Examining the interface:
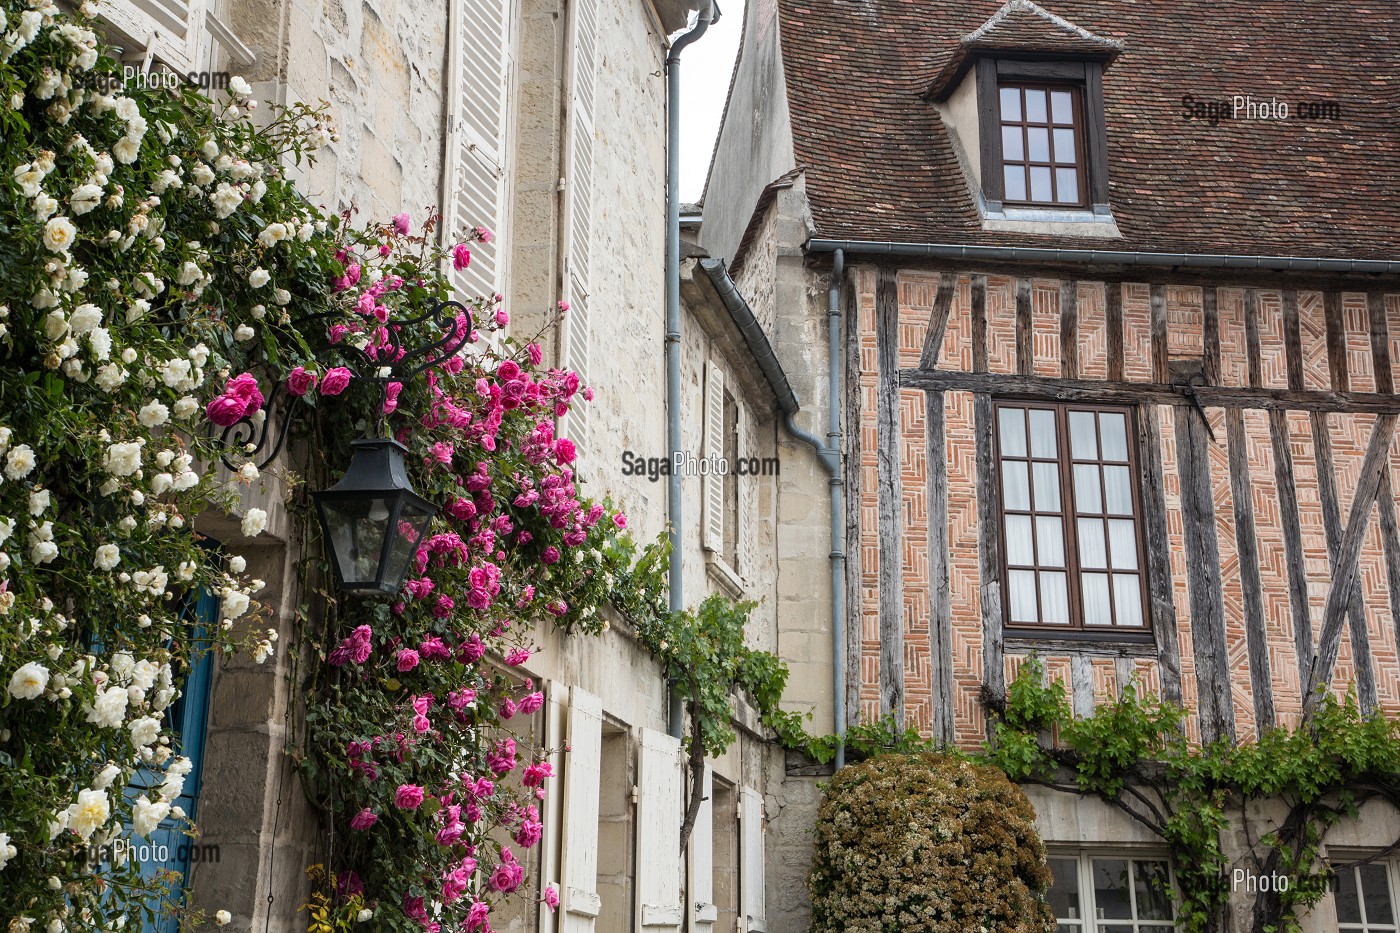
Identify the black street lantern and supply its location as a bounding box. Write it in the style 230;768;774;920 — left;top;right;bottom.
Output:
313;438;438;596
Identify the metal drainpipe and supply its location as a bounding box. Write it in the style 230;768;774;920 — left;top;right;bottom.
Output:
781;249;846;768
664;1;716;739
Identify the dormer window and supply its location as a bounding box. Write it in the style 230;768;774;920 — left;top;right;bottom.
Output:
998;83;1085;207
927;0;1123;223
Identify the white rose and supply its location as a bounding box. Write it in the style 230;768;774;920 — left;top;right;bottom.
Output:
8;661;49;700
214;911;231;926
5;444;36;479
28;489;49;515
229;555;247;573
92;763;122;791
357;909;373;922
42;216;76;252
273;288;291;305
66;788;110;840
83;685;128;729
33;192;57;221
235;324;254;342
241;508;268;537
68;303;102;335
128;715;160;747
112;136;139;164
103;441;141;477
132;796;170;837
173;397;197;419
137;401;169;427
0;832;17;871
69;183;102;215
228;76;252;97
0;518;14;545
221;589;250;619
247;268;270;288
88;327;111;361
94;544;120;570
94;364;126;392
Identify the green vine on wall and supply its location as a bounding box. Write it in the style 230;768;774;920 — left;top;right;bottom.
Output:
984;657;1400;933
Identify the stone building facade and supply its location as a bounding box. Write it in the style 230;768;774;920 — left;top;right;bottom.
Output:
700;0;1400;930
84;0;791;930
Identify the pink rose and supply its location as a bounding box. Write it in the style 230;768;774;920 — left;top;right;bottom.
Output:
320;366;353;396
392;213;411;235
465;901;490;932
225;373;264;409
542;886;559;912
489;857;523;893
397;648;420;672
394;784;425;810
555;439;576;464
286;366;317;396
383;381;403;415
206;395;247;427
612;512;627;530
349;808;378;830
541;547;560;565
452;244;472;270
474;226;493;243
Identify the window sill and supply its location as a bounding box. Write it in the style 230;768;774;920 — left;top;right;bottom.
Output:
705;552;746;599
979;199;1122;237
1004;627;1156;657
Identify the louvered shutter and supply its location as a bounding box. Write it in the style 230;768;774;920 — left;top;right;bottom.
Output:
561;687;602;932
636;728;683;930
539;684;570;933
101;0;208;73
689;765;717;931
442;0;510;303
557;0;597;446
737;403;757;584
702;361;726;552
740;788;766;933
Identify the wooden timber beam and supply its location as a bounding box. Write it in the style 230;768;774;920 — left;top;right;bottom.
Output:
875;268;905;726
898;369;1400;415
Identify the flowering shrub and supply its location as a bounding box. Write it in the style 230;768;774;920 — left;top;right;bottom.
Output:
807;753;1054;933
0;0;644;928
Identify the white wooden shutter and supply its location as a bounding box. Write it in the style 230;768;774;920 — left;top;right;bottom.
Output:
442;0;511;303
737;403;757;584
702;361;726;552
557;0;597;447
539;684;569;933
101;0;208;73
636;728;683;930
689;765;717;931
561;687;602;933
740;787;766;933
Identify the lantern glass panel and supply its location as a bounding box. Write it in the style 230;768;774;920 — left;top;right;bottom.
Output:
322;495;393;586
383;499;435;590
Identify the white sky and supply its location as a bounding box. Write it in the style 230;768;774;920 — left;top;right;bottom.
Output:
676;0;746;203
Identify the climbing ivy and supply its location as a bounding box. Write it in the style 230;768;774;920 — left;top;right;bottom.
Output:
984;657;1400;933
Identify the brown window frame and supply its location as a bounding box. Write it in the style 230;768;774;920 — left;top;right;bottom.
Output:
993;399;1151;634
996;82;1089;209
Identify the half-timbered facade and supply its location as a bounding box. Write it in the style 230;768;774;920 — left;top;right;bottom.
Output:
699;0;1400;929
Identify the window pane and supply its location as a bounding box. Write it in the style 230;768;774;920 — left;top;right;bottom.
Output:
1003;461;1031;510
1113;574;1143;626
1078;518;1107;569
1069;410;1098;458
1005;165;1028;201
1006;514;1035;565
1047;858;1081;920
1028;408;1058;458
1082;573;1112;625
1009;570;1038;623
1036;516;1065;567
999;407;1028;457
1108;519;1139;570
1051;89;1074;123
1134;860;1174;920
1024;87;1047;122
1336;868;1362;923
1027;126;1050;161
1053;127;1077;162
1033;461;1062;511
1074;464;1103;514
1054;168;1080;204
1099;412;1129;460
1002;125;1025;161
1000;86;1022;121
1103;465;1133;515
1092;859;1133;919
1030;166;1053;202
1361;864;1394;924
1040;571;1069;624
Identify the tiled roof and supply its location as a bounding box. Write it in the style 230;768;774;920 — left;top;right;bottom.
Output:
963;0;1121;57
776;0;1400;260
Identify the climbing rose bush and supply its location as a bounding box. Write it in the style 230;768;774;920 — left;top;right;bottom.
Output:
0;0;639;929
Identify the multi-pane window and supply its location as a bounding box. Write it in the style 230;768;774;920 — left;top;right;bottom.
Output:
1048;854;1175;932
996;402;1147;631
999;84;1085;207
1335;863;1398;931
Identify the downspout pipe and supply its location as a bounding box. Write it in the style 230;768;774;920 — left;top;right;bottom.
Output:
665;1;716;739
698;253;848;769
